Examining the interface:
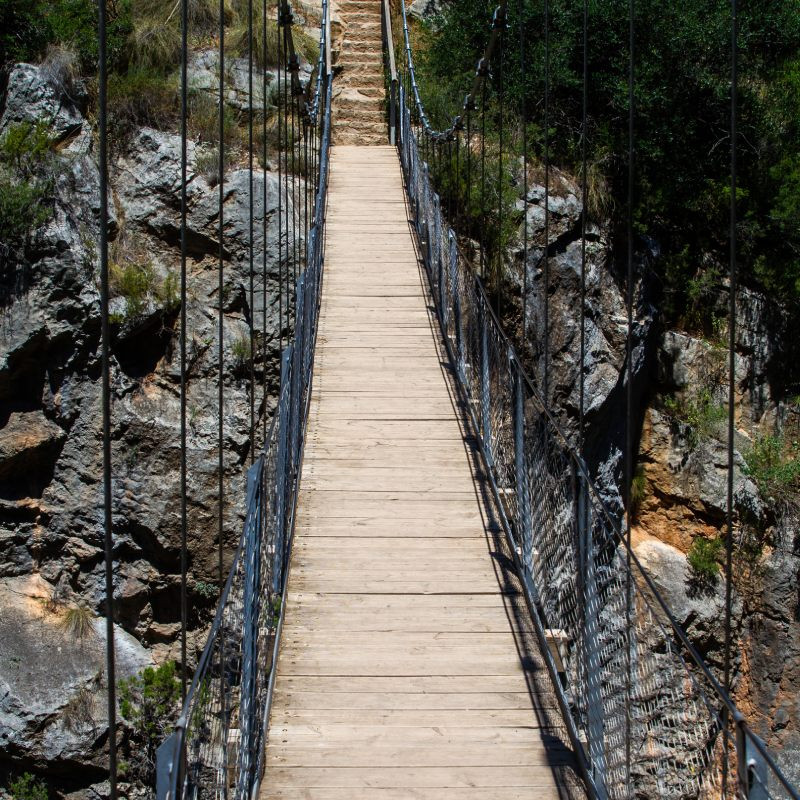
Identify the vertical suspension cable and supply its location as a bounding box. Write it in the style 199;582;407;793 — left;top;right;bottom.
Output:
624;0;635;793
518;0;527;345
98;2;117;796
248;0;255;463
291;75;298;291
283;26;292;328
262;0;268;441
217;0;225;597
543;0;550;402
496;16;504;318
466;106;472;237
278;12;284;351
723;0;738;793
579;0;587;447
480;79;487;280
179;0;189;702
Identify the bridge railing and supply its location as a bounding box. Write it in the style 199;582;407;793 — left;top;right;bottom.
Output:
397;81;798;800
155;5;332;798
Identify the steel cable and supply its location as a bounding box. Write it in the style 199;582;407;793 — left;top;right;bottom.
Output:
179;0;189;701
97;0;117;795
248;0;256;462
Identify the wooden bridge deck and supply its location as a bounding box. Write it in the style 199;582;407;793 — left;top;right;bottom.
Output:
261;145;584;800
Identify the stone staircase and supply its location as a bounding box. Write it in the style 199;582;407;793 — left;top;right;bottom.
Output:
333;0;387;145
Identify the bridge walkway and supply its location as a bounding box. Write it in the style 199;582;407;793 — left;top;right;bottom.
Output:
260;145;585;800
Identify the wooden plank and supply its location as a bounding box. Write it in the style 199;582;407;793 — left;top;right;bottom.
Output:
260;145;583;800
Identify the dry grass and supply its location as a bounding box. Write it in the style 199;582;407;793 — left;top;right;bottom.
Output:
60;603;94;639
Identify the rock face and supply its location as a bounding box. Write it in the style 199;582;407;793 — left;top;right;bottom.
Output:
0;62;302;791
512;166;657;514
503;159;799;782
0;576;152;786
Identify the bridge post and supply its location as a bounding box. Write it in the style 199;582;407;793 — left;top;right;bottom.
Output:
236;458;266;800
480;294;493;466
576;459;608;800
737;725;769;800
274;349;291;594
513;362;532;568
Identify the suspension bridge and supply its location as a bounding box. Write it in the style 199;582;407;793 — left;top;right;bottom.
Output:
84;0;799;798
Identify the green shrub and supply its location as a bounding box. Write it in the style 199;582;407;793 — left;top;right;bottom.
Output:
629;464;647;520
118;661;182;784
108;67;178;143
0;121;56;247
8;773;47;800
744;433;800;505
1;0;131;72
0;179;50;245
231;333;252;370
194;580;217;599
663;386;726;449
110;258;157;319
687;536;723;583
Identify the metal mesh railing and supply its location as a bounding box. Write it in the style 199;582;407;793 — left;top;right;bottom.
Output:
398;86;799;800
156;9;332;797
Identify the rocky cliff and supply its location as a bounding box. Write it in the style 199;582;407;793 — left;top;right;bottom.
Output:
507;158;800;784
0;55;302;794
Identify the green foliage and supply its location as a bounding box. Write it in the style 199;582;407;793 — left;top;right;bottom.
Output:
743;433;800;506
629;464;647;520
194;580;217;600
8;773;47;800
419;0;800;320
231;333;252;371
110;258;157;319
60;603;94;638
108;66;179;141
0;121;56;247
663;387;727;449
0;0;132;72
118;661;181;783
687;536;723;584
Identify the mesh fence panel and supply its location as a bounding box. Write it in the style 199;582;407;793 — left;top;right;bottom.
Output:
157;26;332;797
398;86;798;800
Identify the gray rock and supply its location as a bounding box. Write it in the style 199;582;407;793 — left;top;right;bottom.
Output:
0;576;152;781
0;63;84;141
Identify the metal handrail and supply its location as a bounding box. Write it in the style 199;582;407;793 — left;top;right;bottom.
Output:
399;0;506;141
156;3;332;797
396;74;800;800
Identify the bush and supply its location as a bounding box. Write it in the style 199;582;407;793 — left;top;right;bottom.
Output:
744;433;800;507
110;258;157;319
687;536;723;586
108;66;178;143
118;661;182;785
0;0;132;73
231;333;252;371
663;387;727;449
0;179;50;246
8;773;47;800
420;0;800;323
0;121;56;247
63;685;95;732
